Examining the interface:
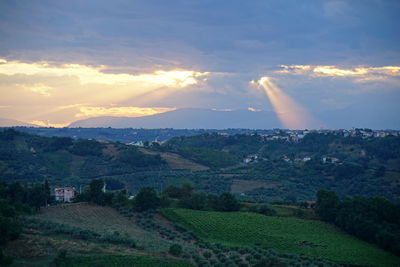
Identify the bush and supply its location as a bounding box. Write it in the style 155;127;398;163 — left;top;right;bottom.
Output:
53;249;67;266
169;244;183;256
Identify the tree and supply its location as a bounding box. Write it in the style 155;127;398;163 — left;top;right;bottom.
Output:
89;179;105;205
44;180;51;205
163;183;193;199
179;193;207;210
134;187;160;211
315;189;339;222
217;192;240;211
28;185;47;210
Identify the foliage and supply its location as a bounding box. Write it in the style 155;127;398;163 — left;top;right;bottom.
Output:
175;190;240;212
315;189;400;256
162;184;193;199
70;139;103;156
315;190;340;222
75;179;113;206
118;147;165;168
169;244;183;256
134;187;160;212
257;205;277;216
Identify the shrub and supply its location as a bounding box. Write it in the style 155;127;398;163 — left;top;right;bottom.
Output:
203;250;212;259
169;244;183;256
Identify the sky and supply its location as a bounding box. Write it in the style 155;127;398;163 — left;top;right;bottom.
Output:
0;0;399;129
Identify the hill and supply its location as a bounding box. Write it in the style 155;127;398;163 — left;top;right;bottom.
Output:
1;128;399;202
162;132;400;201
162;208;400;267
0;129;165;188
69;108;280;129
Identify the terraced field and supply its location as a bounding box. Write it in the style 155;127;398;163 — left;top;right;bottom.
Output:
162;208;400;267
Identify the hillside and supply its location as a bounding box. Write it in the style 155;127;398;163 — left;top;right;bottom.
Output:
162;132;400;201
3;203;193;266
162;208;400;267
0;129;165;188
1;128;399;202
36;203;179;252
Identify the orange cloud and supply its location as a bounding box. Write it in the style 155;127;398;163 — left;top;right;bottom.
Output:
75;106;176;118
28;120;70;128
0;58;208;87
276;64;400;83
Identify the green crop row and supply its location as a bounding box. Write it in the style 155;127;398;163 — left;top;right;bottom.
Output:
162;208;400;267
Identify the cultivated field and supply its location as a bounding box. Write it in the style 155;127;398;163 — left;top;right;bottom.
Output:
162;208;400;267
139;148;209;171
230;179;277;193
37;203;169;251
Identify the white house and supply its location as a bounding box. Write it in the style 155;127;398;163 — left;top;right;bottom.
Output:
54;186;76;202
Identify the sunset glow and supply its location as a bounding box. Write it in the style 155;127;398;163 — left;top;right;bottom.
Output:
75;106;176;118
0;59;208;87
277;65;400;83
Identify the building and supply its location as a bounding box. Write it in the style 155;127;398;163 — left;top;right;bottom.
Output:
54;186;76;202
244;154;258;164
322;157;340;164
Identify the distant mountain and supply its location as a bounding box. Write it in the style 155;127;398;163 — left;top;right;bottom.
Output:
69;108;281;129
0;117;38;127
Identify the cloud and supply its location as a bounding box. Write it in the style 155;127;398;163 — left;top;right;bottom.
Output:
28;120;70;128
0;59;208;87
18;83;53;96
247;107;261;112
0;58;209;126
276;65;400;84
75;106;176;118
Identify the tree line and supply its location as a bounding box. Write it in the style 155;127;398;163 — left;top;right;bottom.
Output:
315;189;400;256
76;179;241;213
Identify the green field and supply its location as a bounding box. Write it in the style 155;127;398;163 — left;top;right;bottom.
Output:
56;254;192;267
162;208;400;267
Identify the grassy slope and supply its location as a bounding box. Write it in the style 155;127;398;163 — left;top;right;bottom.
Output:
162;208;400;267
37;203;168;251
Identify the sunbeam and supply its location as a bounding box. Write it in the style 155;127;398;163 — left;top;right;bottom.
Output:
255;77;316;129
